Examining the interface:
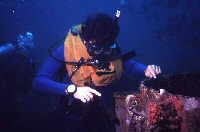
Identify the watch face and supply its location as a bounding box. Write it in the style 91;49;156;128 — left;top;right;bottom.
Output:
68;85;76;93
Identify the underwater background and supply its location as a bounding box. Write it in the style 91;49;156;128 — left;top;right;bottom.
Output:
1;0;200;74
1;0;200;131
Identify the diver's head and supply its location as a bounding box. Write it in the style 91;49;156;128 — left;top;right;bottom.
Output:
82;13;120;56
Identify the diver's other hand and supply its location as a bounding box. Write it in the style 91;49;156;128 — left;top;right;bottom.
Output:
73;87;101;103
145;64;161;79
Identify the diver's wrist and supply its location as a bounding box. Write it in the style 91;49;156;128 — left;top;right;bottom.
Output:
65;84;77;95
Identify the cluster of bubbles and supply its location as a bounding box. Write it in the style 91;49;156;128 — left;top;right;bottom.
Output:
17;32;35;49
0;32;35;57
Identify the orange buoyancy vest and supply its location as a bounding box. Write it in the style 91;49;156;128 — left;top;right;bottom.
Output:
64;25;123;87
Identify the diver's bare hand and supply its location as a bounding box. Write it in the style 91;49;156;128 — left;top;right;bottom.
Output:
145;64;161;79
73;87;101;103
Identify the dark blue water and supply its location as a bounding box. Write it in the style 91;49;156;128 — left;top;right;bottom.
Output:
1;0;200;73
1;0;200;131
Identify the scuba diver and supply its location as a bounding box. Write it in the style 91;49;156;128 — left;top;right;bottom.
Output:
32;12;161;132
0;32;35;91
0;33;35;131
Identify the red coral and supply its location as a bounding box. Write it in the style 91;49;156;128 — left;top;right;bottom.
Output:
147;97;183;131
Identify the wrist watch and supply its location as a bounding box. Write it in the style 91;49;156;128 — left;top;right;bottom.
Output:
66;84;77;94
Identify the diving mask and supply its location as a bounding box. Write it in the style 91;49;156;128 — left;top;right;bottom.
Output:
86;41;117;56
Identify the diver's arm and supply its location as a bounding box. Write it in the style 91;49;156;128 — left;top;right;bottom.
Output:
124;58;162;78
33;75;68;95
124;58;147;77
32;44;102;102
32;44;69;95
